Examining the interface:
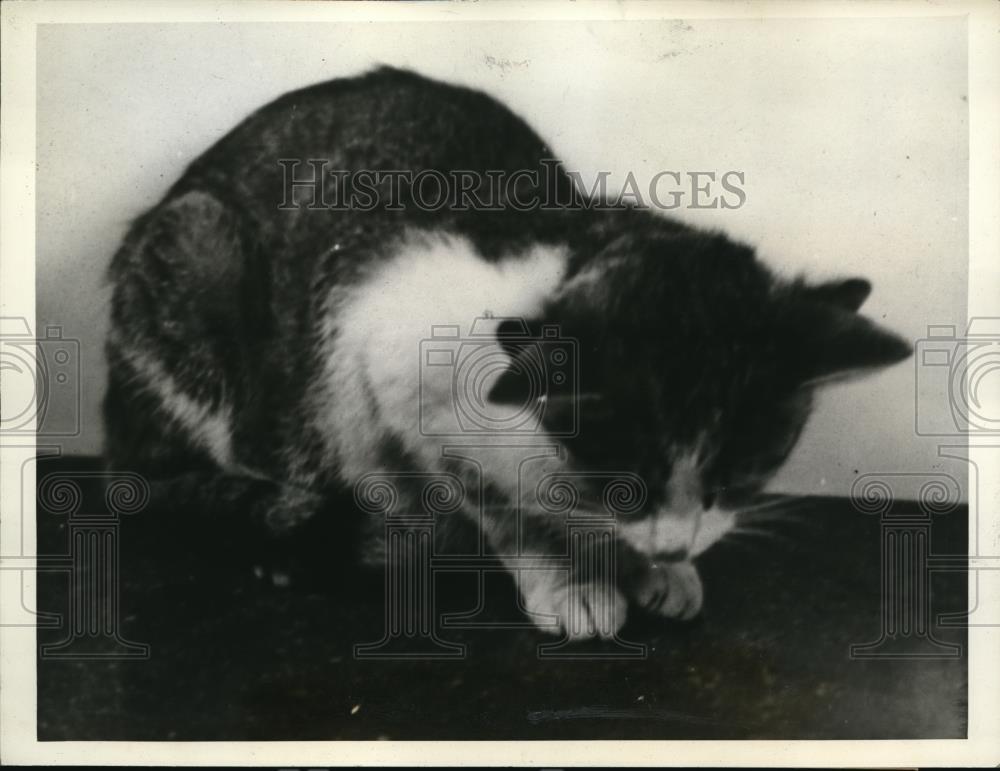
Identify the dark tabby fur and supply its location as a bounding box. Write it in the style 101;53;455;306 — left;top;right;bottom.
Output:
106;67;911;637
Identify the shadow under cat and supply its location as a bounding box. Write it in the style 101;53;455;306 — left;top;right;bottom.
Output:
35;455;966;741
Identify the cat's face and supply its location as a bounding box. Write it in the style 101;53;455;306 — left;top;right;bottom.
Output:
489;230;912;560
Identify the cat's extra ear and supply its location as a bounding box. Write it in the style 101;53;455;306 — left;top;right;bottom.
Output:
808;277;872;312
792;305;912;387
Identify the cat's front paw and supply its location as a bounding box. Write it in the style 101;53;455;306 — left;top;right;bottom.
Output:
519;573;628;641
630;560;703;620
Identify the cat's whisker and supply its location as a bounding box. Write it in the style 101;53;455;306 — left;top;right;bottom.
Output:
734;496;801;516
739;508;822;539
730;525;779;539
736;498;813;523
728;525;797;549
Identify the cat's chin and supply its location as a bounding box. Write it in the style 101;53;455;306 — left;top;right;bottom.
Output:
690;509;737;556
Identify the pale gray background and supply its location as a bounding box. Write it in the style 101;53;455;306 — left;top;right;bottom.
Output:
36;19;968;498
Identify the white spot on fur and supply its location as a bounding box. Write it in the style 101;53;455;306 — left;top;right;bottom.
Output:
555;257;622;299
313;230;570;491
691;508;736;555
667;451;704;512
120;348;234;468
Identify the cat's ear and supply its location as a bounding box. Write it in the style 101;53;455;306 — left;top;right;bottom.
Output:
487;364;536;405
793;305;912;386
488;372;602;435
487;357;593;407
487;316;598;415
487;318;540;405
807;277;872;312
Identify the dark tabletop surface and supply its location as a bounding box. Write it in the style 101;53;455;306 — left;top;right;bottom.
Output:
35;456;967;741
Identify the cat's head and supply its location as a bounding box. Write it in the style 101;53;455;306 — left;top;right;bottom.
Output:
488;226;912;560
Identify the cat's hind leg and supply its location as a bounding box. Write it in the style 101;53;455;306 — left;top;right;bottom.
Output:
103;343;358;579
102;190;357;575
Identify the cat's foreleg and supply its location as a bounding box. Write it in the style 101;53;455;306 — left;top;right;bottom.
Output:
619;551;704;621
479;507;629;640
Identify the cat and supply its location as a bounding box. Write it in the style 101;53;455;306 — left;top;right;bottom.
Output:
105;66;912;639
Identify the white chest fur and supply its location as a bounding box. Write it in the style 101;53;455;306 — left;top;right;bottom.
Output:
311;231;570;496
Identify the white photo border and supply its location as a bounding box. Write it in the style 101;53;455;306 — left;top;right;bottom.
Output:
2;0;998;766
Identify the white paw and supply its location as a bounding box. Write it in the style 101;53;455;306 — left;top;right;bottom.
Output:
632;561;703;620
519;573;628;640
